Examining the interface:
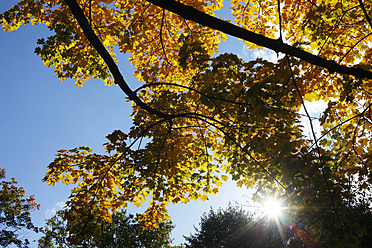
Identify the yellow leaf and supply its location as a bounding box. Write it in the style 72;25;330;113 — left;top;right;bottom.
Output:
200;195;209;201
221;175;229;181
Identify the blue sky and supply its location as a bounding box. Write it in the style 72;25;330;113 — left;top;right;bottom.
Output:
0;1;277;246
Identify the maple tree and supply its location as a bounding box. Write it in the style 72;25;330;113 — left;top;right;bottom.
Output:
1;0;372;246
0;168;40;248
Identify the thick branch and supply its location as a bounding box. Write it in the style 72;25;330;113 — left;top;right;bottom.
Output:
64;0;167;117
358;0;372;29
146;0;372;79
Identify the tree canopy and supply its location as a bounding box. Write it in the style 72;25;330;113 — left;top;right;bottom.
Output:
38;209;177;247
184;205;290;248
1;0;372;246
0;168;40;248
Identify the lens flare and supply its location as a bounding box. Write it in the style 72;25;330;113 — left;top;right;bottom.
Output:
263;198;282;219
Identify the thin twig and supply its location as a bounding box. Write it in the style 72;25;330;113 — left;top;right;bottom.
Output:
285;55;336;217
160;9;171;66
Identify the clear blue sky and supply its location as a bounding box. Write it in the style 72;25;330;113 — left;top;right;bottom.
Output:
0;1;273;246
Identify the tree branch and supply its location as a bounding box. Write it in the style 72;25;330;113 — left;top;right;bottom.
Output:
64;0;167;118
358;0;372;29
145;0;372;79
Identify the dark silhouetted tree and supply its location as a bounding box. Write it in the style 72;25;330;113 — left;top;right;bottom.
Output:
38;209;179;248
184;205;300;248
0;168;40;248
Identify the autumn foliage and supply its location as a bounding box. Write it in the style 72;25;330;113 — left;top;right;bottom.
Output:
1;0;372;246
